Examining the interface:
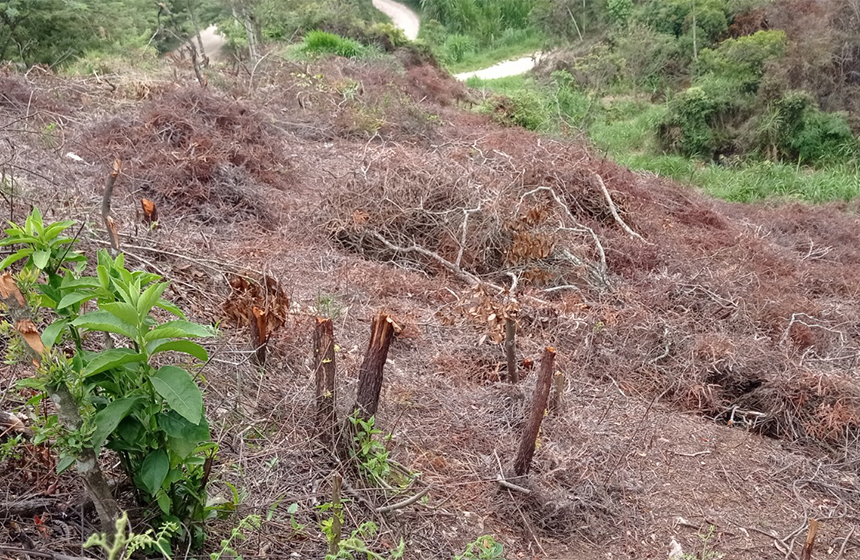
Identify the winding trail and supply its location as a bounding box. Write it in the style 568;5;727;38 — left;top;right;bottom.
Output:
197;26;227;62
453;53;544;81
372;0;420;41
373;0;541;81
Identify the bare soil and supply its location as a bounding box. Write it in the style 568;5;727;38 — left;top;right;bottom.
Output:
1;53;860;560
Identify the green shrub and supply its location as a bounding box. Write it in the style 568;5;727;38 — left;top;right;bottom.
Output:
492;88;548;130
303;30;366;57
607;0;634;26
441;33;477;63
697;30;787;92
0;209;221;545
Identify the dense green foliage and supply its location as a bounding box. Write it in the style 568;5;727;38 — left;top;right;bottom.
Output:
0;0;231;66
469;72;860;203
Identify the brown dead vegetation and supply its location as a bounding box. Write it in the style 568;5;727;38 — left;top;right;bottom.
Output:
3;54;860;560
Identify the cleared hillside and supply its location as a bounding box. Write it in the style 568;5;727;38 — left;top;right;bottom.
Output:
1;52;860;559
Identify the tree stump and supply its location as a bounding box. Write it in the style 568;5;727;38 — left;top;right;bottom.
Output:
513;346;557;477
313;317;337;445
353;312;397;420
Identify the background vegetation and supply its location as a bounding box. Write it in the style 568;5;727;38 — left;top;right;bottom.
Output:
465;0;860;202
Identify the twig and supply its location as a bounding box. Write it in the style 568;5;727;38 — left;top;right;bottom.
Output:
496;475;531;494
673;450;711;458
835;525;855;560
0;546;95;560
591;172;646;242
375;486;431;513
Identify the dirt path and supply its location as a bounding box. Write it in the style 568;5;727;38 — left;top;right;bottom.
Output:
453;52;544;81
176;25;227;62
372;0;420;40
375;0;541;81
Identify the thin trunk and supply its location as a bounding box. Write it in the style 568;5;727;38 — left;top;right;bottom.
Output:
691;0;697;62
313;317;337;445
352;313;396;420
0;274;118;530
513;347;557;477
504;316;518;383
186;0;207;66
102;159;122;252
50;383;120;532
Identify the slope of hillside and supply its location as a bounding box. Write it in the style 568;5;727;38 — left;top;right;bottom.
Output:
1;52;860;559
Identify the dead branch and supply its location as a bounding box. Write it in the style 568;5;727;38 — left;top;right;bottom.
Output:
0;410;33;438
0;546;96;560
101;159;121;252
375;486;431;513
496;475;531;494
519;186;610;289
369;231;483;288
591;172;647;242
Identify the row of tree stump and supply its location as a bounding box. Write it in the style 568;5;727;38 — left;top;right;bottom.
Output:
312;311;562;479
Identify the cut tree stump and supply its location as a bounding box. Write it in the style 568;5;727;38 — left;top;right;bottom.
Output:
249;306;268;365
513;346;557;477
313;317;337;445
352;312;397;420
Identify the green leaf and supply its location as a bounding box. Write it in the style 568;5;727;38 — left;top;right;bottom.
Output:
155;299;186;319
41;319;69;348
158;411;210;459
100;301;141;328
41;220;75;243
150;366;203;425
61;276;101;289
157;490;172;515
145;320;213;341
71;310;138;339
0;247;33;270
140;449;169;496
146;339;208;361
83;348;142;377
137;281;169;316
56;454;75;475
57;291;95;309
97;265;109;289
92;397;141;450
31;250;49;269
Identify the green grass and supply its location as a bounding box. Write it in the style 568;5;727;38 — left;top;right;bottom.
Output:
467;76;860;204
303;30;367;58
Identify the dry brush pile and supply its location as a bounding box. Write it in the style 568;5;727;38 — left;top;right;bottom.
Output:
322;121;860;453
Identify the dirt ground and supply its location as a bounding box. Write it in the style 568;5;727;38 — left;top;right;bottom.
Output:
1;52;860;560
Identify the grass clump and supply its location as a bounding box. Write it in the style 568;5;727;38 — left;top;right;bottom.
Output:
303;30;366;58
